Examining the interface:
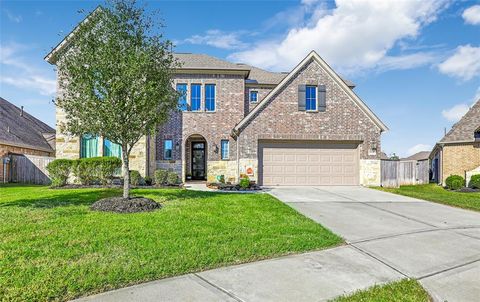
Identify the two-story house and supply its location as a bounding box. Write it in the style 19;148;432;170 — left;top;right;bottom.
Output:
45;14;388;186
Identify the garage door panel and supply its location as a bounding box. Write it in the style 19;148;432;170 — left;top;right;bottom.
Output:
260;141;359;186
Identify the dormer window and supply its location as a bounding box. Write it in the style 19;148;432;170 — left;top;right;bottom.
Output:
475;128;480;141
250;91;258;103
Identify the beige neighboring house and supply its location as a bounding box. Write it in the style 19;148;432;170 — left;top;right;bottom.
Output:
430;99;480;185
45;9;388;186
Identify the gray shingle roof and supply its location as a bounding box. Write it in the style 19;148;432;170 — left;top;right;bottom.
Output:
401;151;431;161
239;64;287;85
440;99;480;143
0;97;55;153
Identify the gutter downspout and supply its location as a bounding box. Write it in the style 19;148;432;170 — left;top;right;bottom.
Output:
236;133;240;183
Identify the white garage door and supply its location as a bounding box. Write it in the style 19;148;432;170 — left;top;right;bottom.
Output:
259;141;359;186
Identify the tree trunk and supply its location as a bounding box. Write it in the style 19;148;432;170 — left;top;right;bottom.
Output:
122;144;130;199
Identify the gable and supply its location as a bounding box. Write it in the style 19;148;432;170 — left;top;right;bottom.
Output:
232;51;388;136
440;99;480;143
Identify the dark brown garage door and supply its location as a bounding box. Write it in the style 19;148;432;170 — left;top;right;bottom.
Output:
259;141;359;186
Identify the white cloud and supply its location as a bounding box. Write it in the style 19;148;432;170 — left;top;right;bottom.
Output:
406;144;432;156
3;9;22;23
0;43;56;96
182;30;247;50
441;103;470;122
437;45;480;80
376;52;439;72
228;0;449;73
462;5;480;25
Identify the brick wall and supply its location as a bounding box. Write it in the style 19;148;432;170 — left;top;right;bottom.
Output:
244;86;273;114
238;58;382;160
442;143;480;183
0;144;53;157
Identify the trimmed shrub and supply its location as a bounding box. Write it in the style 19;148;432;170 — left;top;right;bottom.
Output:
166;172;178;185
74;158;99;185
216;175;225;184
97;157;122;185
445;175;465;190
154;169;168;185
239;177;250;189
469;174;480;189
46;159;73;187
130;170;141;186
144;176;153;186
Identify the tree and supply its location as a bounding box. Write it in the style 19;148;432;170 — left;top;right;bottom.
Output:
57;0;179;198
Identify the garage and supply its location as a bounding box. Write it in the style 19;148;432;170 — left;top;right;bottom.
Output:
259;141;359;186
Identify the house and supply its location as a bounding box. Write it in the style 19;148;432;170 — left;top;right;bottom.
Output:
401;151;430;162
45;15;388;186
430;99;480;185
0;97;55;182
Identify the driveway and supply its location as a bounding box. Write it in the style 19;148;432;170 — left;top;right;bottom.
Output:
75;187;480;302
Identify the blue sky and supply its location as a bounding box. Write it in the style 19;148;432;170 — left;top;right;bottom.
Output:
1;0;479;157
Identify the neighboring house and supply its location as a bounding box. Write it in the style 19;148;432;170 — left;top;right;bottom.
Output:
0;97;55;182
430;99;480;185
401;151;430;162
45;13;388;186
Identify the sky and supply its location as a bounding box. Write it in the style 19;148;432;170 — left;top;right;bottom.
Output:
1;0;479;157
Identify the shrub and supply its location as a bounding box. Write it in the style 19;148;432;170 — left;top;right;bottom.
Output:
144;176;153;186
74;158;99;185
130;170;141;186
469;174;480;189
445;175;465;190
154;169;168;185
46;159;73;187
216;175;225;184
97;157;122;185
239;177;250;189
166;172;178;185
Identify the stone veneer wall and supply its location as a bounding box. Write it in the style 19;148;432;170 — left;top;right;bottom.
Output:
442;143;480;184
359;159;381;186
237;58;382;183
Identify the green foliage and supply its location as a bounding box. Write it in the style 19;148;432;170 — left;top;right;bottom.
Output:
144;176;153;186
154;169;168;185
166;172;178;185
445;175;465;190
239;177;250;189
57;0;180;197
130;170;141;186
46;159;73;187
469;174;480;189
71;157;121;185
216;175;225;184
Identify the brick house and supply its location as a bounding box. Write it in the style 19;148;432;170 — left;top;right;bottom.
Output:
430;99;480;185
46;17;388;186
0;97;55;182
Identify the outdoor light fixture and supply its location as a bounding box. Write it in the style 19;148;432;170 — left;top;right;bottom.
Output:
175;141;180;151
213;143;219;154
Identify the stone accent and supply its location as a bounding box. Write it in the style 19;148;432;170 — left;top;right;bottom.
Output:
360;159;381;186
442;143;480;184
239;158;258;183
207;160;237;183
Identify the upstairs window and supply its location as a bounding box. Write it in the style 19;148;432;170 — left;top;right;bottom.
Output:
176;84;188;111
80;134;99;158
250;91;258;103
164;139;173;160
205;84;216;111
305;85;317;111
191;84;201;111
475;129;480;140
103;139;122;158
221;140;229;160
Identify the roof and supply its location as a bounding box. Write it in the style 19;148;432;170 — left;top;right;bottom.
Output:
174;53;250;72
401;151;430;161
237;64;287;85
0;97;55;153
439;99;480;144
232;51;388;136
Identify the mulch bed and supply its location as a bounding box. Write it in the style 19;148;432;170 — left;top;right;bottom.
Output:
207;183;262;192
90;197;161;213
455;187;480;193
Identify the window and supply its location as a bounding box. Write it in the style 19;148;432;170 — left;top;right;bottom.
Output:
306;85;317;111
80;134;99;158
475;130;480;140
103;139;122;158
205;84;215;111
176;84;188;111
221;140;229;160
164;139;173;160
190;84;201;111
250;91;258;103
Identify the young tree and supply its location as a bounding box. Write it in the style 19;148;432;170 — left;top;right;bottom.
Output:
57;0;179;198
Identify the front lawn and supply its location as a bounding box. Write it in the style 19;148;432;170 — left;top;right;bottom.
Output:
332;279;430;302
0;185;341;301
376;184;480;212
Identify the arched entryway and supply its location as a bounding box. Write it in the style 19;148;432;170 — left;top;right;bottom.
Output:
185;134;207;181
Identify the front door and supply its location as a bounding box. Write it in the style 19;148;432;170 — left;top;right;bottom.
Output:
191;142;206;180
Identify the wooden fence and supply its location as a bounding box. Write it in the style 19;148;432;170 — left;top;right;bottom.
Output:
7;154;54;185
381;159;429;188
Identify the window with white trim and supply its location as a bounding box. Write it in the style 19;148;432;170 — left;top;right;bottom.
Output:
305;85;317;111
221;140;229;160
249;90;258;103
164;139;173;160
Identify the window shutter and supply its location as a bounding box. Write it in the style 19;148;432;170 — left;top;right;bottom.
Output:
298;85;306;111
318;85;326;112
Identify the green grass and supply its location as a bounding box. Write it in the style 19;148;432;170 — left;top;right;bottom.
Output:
375;184;480;212
332;279;431;302
0;184;342;301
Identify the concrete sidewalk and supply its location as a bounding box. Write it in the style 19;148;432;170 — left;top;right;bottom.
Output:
74;186;480;302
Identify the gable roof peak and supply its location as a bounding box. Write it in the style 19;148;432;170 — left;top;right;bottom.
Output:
440;99;480;144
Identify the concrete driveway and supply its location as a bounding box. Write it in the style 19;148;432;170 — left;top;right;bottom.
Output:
75;186;480;302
